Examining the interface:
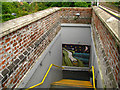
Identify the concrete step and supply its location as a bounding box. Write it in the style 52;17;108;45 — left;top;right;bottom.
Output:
50;79;94;89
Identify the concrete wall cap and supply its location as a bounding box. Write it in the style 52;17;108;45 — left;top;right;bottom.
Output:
0;7;60;37
93;6;120;42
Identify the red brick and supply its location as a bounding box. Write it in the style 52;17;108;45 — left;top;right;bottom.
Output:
115;69;118;76
0;47;2;51
14;47;17;50
19;39;22;43
13;78;17;84
10;79;14;84
4;45;6;48
15;71;20;78
7;57;10;60
5;47;11;52
10;41;13;44
116;65;119;71
16;37;20;41
0;63;1;67
2;60;6;64
17;45;19;48
19;46;23;50
11;54;13;57
1;42;4;45
5;38;10;43
6;62;9;66
1;56;3;60
23;43;27;47
7;43;10;46
2;65;5;69
12;35;16;39
13;42;17;47
115;75;118;81
4;54;7;58
0;51;4;55
14;50;18;54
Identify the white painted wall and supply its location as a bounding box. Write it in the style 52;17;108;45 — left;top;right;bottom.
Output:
18;31;62;88
61;24;91;45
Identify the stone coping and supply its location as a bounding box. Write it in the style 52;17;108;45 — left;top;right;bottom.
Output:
0;7;60;38
93;6;120;42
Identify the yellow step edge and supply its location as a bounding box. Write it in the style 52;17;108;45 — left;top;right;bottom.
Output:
53;81;92;85
52;82;93;86
52;79;92;85
52;83;93;87
51;79;94;88
52;84;94;88
52;84;93;88
58;80;91;83
55;79;91;83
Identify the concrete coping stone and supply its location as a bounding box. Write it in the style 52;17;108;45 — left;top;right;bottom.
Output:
0;7;60;38
93;6;120;42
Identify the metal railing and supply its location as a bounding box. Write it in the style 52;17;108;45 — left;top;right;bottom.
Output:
26;64;64;90
92;66;96;90
89;66;96;90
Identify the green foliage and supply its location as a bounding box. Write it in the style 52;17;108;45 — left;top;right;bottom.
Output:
2;14;16;21
74;2;89;7
1;2;91;22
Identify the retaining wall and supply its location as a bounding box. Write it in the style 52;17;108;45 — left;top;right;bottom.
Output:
0;7;61;88
92;6;120;88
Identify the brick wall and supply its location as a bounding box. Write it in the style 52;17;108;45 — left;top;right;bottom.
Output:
0;7;61;89
61;7;92;24
92;6;120;88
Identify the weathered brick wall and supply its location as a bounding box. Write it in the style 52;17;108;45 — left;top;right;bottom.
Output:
60;7;92;24
0;7;61;89
92;6;120;88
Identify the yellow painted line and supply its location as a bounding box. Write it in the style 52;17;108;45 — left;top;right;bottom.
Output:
99;5;120;18
26;64;64;90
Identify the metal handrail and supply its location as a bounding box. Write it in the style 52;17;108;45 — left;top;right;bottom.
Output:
26;64;64;90
26;64;96;90
89;66;96;90
92;66;96;90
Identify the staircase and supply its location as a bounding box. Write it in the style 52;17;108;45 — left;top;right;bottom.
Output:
50;66;94;89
